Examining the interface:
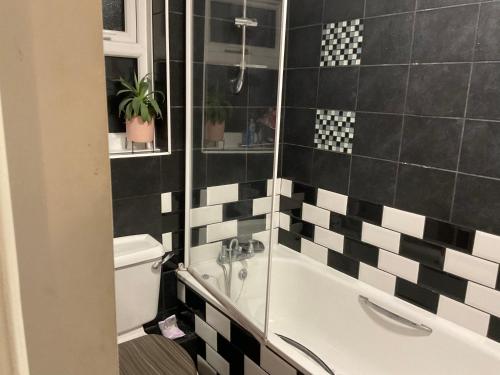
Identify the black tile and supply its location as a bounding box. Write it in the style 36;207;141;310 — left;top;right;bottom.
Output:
193;16;205;63
161;151;185;192
285;68;319;108
317;67;359;110
344;238;379;266
452;174;500;236
247;153;274;181
289;0;323;27
223;201;253;221
237;215;267;237
412;5;478;63
353;113;403;161
406;64;470;117
417;0;481;10
283;108;316;147
248;68;278;107
475;2;500;61
207;153;246;186
459;120;500;179
112;195;162;241
169;12;186;61
191;227;206;247
111;157;161;199
395;164;455;220
330;212;363;240
279;228;301;251
196;336;206;358
347;198;384;225
217;335;244;375
160;270;179;311
170;107;186;151
292;182;317;205
349;157;397;206
323;0;364;23
162;212;184;233
282;144;313;184
423;218;475;253
280;196;303;217
362;13;414;65
418;266;468;301
193;63;204;107
311;149;350;194
399;235;445;270
357;66;409;113
239;181;267;200
169;0;185;13
395;278;439;313
289;218;315;240
192;150;207;189
205;64;248;107
400;116;462;170
153;13;167;61
365;0;416;16
170;61;186;107
185;287;206;319
488;315;500;343
230;322;260;364
171;191;185;212
468;63;500;121
327;250;360;278
287;26;322;68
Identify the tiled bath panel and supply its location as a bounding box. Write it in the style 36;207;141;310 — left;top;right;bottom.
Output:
278;178;500;344
178;281;305;375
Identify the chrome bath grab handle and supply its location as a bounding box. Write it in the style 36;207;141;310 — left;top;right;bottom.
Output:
359;295;432;334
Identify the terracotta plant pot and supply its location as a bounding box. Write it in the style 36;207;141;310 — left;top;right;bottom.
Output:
126;116;155;143
205;121;225;142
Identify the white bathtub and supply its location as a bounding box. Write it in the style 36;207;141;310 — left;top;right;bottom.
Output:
182;245;500;375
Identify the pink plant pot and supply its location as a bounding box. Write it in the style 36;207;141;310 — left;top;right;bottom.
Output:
126;116;155;143
205;121;225;142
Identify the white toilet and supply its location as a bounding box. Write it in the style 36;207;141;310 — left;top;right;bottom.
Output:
113;234;165;344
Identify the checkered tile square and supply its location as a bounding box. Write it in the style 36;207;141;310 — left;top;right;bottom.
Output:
314;109;355;154
320;19;363;67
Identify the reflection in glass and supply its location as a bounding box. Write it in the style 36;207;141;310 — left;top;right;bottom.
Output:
102;0;126;31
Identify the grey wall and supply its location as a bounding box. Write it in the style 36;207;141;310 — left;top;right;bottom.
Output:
281;0;500;236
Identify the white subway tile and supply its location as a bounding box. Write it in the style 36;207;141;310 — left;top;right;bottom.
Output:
162;232;172;252
362;222;401;253
280;179;293;197
195;315;217;350
279;213;291;230
301;238;328;264
438;295;490;336
207;183;239;205
302;203;330;228
444;249;499;288
244;356;267;375
252;230;271;248
268;178;281;197
378;249;419;283
206;344;230;375
359;263;396;295
191;205;223;227
161;192;172;213
260;346;296;375
382;206;425;239
198;355;217;375
206;304;231;341
465;282;500;317
314;226;344;252
191;242;222;264
206;220;237;243
253;196;273;216
316;188;348;214
473;231;500;264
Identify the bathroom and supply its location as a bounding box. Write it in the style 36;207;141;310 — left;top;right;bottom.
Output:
1;0;500;374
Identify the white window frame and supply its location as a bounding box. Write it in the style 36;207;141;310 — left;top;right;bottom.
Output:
104;0;172;158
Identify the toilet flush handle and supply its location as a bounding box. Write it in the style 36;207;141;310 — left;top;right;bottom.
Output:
152;252;176;269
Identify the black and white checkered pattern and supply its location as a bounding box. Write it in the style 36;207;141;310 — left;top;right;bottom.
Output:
314;109;355;154
320;19;363;67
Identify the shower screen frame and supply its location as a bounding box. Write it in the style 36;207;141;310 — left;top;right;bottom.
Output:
183;0;288;341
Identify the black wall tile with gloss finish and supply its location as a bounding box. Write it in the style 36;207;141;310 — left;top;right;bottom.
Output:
282;144;313;184
239;181;267;200
111;157;161;199
418;266;468;302
327;250;360;278
347;198;384;225
399;235;445;270
289;217;315;240
343;238;379;266
292;182;318;205
278;228;301;252
395;278;440;313
488;316;500;343
113;195;162;241
423;218;475;253
330;213;363;240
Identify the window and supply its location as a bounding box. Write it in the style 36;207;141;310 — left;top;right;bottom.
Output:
102;0;171;157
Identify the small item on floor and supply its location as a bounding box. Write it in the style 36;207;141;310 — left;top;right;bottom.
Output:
158;314;185;340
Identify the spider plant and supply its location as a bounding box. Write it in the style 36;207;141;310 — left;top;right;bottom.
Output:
205;90;232;124
117;73;164;122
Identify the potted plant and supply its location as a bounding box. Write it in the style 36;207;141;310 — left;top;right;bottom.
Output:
117;73;164;143
205;90;232;142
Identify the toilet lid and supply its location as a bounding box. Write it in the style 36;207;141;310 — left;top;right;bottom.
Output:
119;334;196;375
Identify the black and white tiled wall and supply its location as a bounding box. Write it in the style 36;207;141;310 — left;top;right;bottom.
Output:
278;178;500;344
178;281;305;375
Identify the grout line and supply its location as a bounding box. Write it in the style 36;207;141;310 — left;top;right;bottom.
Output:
449;3;483;221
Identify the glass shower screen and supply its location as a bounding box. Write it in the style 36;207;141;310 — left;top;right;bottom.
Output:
185;0;285;335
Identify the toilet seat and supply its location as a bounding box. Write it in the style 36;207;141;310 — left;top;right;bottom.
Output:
119;334;196;375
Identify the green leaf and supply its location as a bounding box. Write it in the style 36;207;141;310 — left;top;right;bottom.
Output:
118;98;133;116
140;102;150;122
131;97;141;116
